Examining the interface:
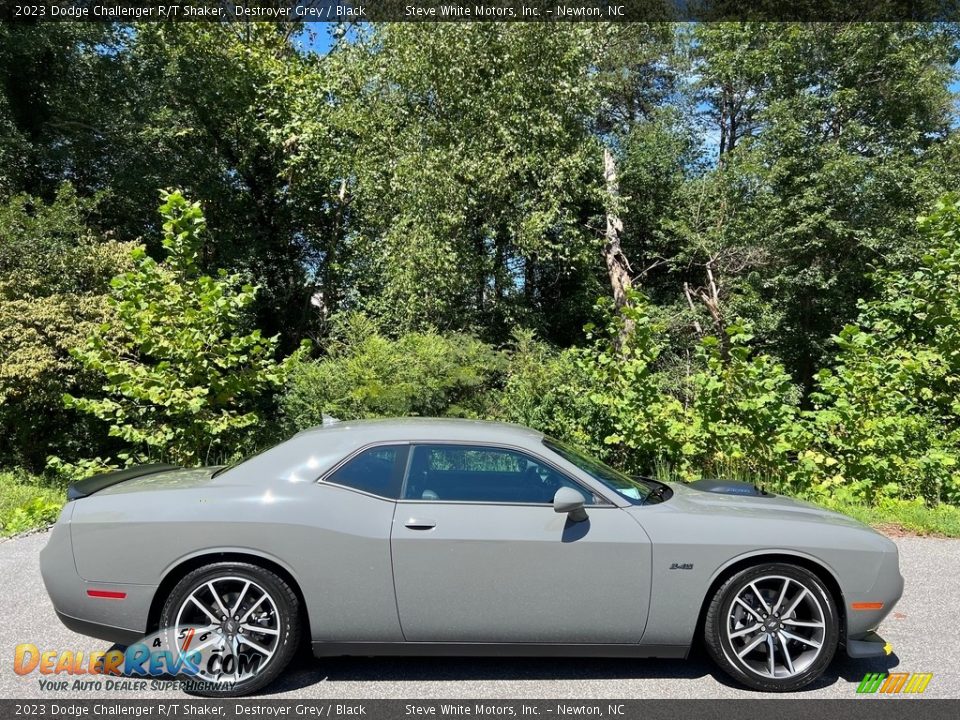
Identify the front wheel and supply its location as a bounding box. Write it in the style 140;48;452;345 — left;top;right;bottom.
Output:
159;562;300;697
704;563;839;692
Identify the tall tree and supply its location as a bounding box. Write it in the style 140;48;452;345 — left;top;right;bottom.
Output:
687;22;959;388
281;24;604;342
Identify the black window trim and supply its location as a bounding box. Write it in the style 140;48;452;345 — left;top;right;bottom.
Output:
318;442;411;500
542;437;658;507
398;440;616;507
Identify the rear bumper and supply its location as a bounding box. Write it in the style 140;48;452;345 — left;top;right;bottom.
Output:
54;610;143;646
40;504;154;643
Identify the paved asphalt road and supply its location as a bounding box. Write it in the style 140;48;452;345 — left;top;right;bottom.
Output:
1;531;958;700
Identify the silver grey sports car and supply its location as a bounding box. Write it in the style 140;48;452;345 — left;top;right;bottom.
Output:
40;418;903;696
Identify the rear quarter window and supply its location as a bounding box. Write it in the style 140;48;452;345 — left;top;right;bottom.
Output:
325;445;406;498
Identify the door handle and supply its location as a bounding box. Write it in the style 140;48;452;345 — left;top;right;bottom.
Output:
404;518;437;530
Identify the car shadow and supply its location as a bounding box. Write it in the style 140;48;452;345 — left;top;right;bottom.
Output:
105;640;901;697
828;652;901;683
260;647;904;697
264;655;716;695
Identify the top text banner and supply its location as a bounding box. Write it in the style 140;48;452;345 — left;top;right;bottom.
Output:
2;0;959;22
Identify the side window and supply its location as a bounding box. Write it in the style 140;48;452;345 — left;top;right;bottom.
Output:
326;445;406;498
403;444;596;505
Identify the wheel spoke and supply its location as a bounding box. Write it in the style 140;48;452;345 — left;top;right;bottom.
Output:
189;595;220;625
783;619;824;628
240;635;274;659
178;624;217;651
189;634;226;654
233;637;240;683
230;581;251;617
779;634;795;674
730;623;762;639
773;579;791;614
782;588;808;618
206;581;230;619
224;635;239;667
239;593;267;623
734;597;764;622
737;633;767;658
750;582;772;615
242;623;279;636
766;633;776;677
781;629;821;649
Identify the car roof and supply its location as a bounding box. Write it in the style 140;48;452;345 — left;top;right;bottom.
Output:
294;417;545;445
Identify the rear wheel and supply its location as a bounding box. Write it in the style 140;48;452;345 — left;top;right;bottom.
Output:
704;563;839;692
159;562;300;697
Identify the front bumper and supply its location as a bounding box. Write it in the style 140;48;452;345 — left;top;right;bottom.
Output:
844;539;903;658
846;630;894;659
848;545;904;626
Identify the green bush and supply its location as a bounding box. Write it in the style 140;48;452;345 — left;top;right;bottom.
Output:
64;191;306;467
45;456;118;484
495;293;801;483
804;195;960;505
282;313;504;429
0;470;64;537
575;293;689;474
2;497;63;536
493;329;604;456
0;184;134;471
565;292;799;480
685;327;800;483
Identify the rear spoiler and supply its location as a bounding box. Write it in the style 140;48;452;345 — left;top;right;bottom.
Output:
67;463;179;501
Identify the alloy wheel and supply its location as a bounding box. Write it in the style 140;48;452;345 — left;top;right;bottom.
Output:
725;574;826;679
172;575;282;684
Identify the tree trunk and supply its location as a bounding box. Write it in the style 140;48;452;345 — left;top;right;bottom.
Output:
601;147;635;348
684;259;730;361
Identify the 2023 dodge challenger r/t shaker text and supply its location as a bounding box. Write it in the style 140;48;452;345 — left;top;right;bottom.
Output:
40;418;903;696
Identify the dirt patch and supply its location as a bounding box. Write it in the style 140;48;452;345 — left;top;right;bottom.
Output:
872;522;947;539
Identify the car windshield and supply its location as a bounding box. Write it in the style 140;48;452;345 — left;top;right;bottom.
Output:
543;438;654;505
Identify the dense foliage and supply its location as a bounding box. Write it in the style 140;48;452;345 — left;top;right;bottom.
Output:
1;22;959;516
282;313;503;428
804;196;960;505
63;192;305;467
0;185;134;469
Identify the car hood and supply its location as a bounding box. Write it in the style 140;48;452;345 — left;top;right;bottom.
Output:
95;466;220;496
656;481;869;530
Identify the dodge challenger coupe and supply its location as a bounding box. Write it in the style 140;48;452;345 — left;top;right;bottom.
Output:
40;418;903;696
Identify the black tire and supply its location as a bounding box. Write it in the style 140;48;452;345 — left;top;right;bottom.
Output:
159;562;301;697
704;563;839;692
